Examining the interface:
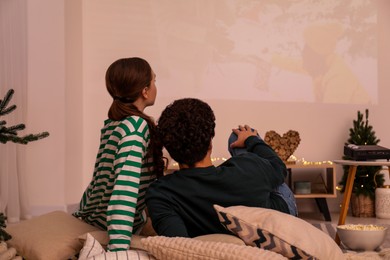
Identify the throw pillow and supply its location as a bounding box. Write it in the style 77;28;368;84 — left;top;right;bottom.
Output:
141;236;287;260
78;231;146;251
79;233;154;260
5;211;101;260
194;233;245;245
214;205;345;260
79;233;105;259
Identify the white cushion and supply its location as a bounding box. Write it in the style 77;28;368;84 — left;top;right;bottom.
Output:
214;205;345;260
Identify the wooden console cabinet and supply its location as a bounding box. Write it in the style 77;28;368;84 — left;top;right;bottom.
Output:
286;162;336;221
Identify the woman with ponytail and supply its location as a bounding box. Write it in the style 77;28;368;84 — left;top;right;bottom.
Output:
73;57;164;251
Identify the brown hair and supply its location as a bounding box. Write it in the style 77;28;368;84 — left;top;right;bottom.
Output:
105;57;164;178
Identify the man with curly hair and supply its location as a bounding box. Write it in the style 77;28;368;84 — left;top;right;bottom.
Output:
145;98;295;237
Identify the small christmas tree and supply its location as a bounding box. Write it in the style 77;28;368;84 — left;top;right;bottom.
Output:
338;109;384;199
1;89;49;144
0;89;50;241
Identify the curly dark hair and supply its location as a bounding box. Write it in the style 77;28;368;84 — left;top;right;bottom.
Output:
157;98;215;167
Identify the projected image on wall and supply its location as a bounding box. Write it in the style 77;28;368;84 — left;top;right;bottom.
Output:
149;1;377;104
86;0;378;104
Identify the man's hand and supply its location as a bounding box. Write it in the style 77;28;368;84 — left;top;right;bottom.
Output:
230;125;258;149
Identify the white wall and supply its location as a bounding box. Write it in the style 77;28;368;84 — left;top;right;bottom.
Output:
64;0;84;206
25;0;66;214
23;0;390;215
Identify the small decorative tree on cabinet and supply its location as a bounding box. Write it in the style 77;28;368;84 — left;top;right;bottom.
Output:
338;109;384;217
0;89;49;241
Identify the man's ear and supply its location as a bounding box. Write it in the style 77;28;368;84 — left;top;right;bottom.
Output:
208;141;213;151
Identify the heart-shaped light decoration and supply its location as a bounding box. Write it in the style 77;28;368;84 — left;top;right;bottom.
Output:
264;130;301;162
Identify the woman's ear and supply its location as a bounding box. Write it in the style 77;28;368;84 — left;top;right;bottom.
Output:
142;87;149;99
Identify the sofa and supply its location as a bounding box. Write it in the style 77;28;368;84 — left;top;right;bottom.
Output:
3;205;389;260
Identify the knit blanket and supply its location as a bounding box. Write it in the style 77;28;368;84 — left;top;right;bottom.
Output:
0;241;20;260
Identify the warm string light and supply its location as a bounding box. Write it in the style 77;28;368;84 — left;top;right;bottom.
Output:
287;155;333;166
301;160;334;165
170;157;228;168
211;157;228;164
171;155;333;168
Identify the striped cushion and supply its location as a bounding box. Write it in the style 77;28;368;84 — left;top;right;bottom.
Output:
214;205;345;260
217;210;311;258
79;233;155;260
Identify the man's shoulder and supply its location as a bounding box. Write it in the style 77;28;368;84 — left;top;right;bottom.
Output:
225;152;261;161
146;174;179;200
149;168;203;189
149;173;176;187
220;153;267;170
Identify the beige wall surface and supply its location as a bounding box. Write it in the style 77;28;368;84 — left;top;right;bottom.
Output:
25;0;66;214
20;0;390;215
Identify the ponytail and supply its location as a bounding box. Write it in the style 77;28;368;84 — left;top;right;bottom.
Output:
105;57;164;178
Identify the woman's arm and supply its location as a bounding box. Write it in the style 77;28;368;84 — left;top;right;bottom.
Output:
106;120;148;251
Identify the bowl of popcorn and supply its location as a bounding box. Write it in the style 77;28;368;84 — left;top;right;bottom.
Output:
337;224;388;251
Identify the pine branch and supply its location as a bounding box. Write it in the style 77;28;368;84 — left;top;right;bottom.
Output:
0;213;11;241
0;89;16;116
7;123;25;133
0;131;50;144
0;89;50;145
0;89;49;241
1;123;25;136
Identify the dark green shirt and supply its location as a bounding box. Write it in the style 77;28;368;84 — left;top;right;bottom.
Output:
145;136;289;237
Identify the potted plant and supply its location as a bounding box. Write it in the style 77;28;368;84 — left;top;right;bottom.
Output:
0;89;49;241
338;109;384;217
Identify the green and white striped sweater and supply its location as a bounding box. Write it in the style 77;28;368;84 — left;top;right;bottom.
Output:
73;116;156;251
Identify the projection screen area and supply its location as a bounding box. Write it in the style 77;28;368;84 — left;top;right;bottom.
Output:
86;0;378;104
